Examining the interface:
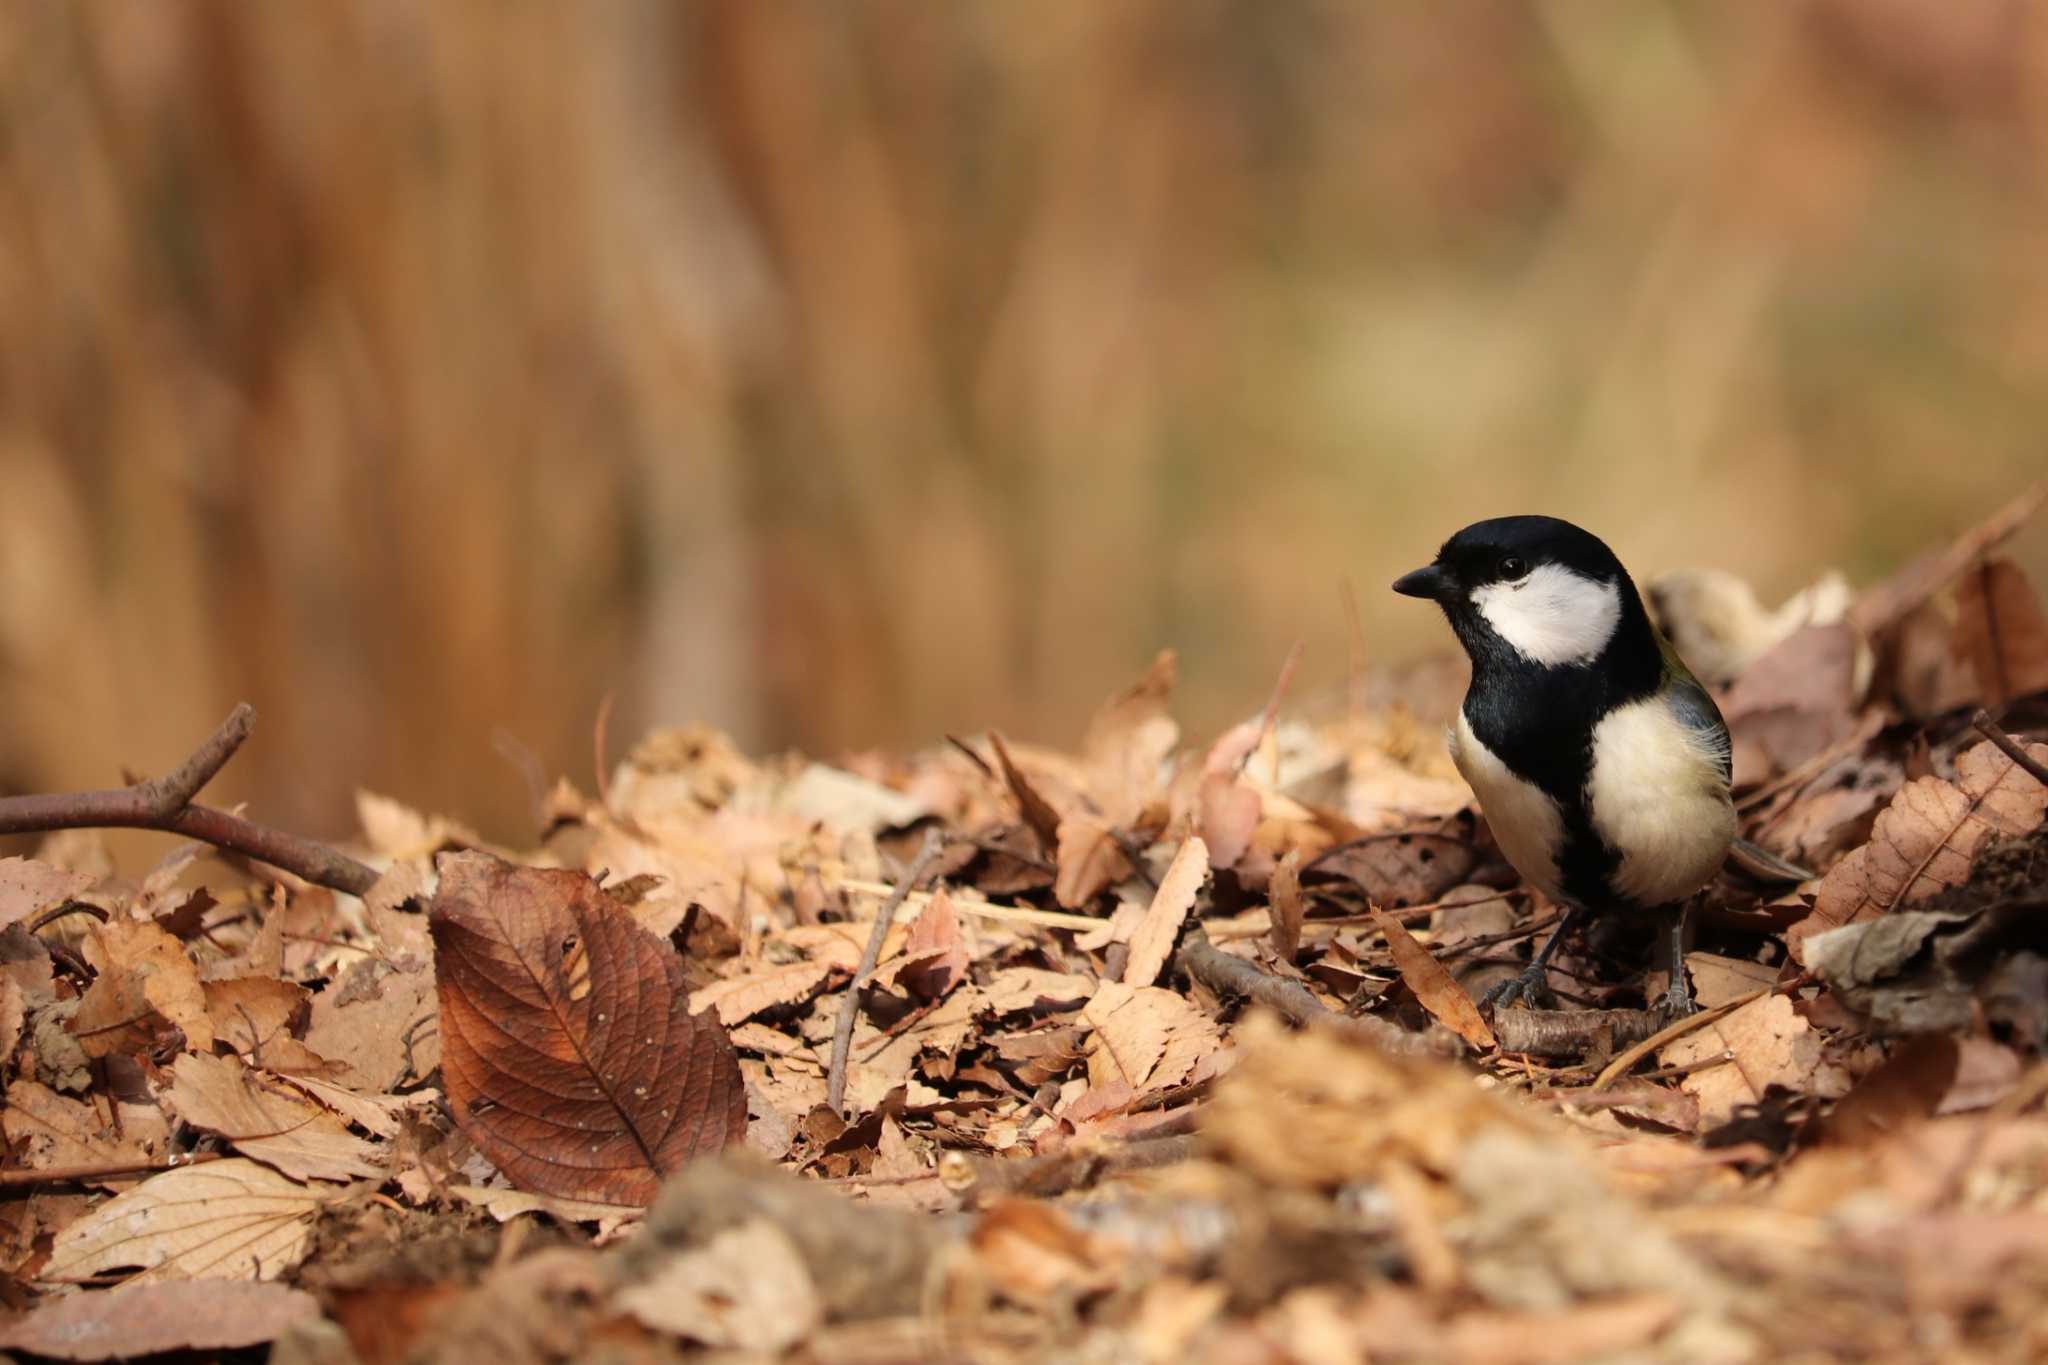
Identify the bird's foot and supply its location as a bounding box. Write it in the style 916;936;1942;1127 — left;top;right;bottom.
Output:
1653;974;1698;1021
1479;963;1559;1013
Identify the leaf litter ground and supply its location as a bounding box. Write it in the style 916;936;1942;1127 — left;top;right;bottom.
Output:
2;485;2048;1362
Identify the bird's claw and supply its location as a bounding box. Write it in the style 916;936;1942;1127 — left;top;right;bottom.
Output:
1480;963;1559;1013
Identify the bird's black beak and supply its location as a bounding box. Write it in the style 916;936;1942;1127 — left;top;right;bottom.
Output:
1391;564;1450;601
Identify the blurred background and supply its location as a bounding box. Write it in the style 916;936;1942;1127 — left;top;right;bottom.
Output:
2;0;2046;845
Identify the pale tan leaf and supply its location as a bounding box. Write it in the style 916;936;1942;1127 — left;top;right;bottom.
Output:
0;857;95;933
1081;649;1180;826
446;1185;642;1239
1951;557;2048;705
279;1075;438;1140
41;1157;335;1284
70;920;210;1058
1053;814;1132;909
1269;849;1306;961
1659;994;1850;1126
980;967;1093;1014
1792;739;2048;959
688;960;840;1026
0;975;21;1067
1197;774;1262;871
616;1218;823;1351
303;959;438;1091
164;1052;383;1183
890;887;968;1000
1084;980;1221;1095
1372;909;1495;1050
0;1280;319;1360
2;1080;170;1190
1123;837;1208;988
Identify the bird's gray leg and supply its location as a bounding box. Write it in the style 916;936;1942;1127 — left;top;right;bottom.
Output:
1479;905;1585;1012
1656;905;1697;1018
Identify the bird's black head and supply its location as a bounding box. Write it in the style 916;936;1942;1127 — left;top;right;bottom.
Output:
1392;515;1658;679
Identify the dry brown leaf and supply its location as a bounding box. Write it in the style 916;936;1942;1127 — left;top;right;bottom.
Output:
446;1184;643;1239
988;732;1065;854
303;959;438;1091
1083;980;1221;1096
892;887;968;1000
970;1199;1121;1299
1269;849;1307;962
70;919;211;1058
980;967;1093;1015
41;1157;335;1284
1722;623;1862;774
616;1218;823;1350
1372;908;1495;1049
2;1080;170;1190
1951;557;2048;705
0;857;95;932
1123;837;1208;988
1658;994;1849;1126
164;1052;383;1183
1817;1035;1959;1148
1081;649;1180;826
1850;479;2047;636
0;1280;320;1360
689;960;841;1026
431;851;746;1206
1053;814;1133;909
0;975;21;1068
1197;773;1262;871
280;1075;436;1140
1791;738;2048;958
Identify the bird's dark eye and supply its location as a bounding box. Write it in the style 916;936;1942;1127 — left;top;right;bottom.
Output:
1499;556;1530;581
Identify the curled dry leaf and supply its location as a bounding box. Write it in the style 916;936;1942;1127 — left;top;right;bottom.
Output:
430;851;746;1206
2;1079;170;1190
1083;980;1222;1097
1269;849;1306;961
1950;557;2048;705
988;732;1065;853
0;857;96;932
1054;814;1133;909
1198;773;1262;871
690;960;841;1026
1372;908;1495;1050
1789;739;2048;960
1658;994;1849;1127
1082;649;1180;827
0;1280;320;1361
164;1052;383;1183
893;887;968;1000
41;1157;336;1284
1123;837;1208;988
70;919;211;1058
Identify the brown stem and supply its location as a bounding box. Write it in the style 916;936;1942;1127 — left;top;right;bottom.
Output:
1490;1007;1664;1059
1174;924;1463;1058
1972;709;2048;789
827;828;946;1116
0;1152;223;1188
0;705;379;898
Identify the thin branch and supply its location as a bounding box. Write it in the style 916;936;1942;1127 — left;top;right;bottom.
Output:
1972;709;2048;789
1174;924;1462;1058
828;828;946;1116
0;1152;223;1188
1490;1007;1664;1059
0;704;379;898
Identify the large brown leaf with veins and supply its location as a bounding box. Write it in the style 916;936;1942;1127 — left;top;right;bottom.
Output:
430;851;744;1206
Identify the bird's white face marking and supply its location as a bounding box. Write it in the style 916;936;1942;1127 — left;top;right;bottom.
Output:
1587;695;1737;906
1449;711;1565;900
1470;563;1622;667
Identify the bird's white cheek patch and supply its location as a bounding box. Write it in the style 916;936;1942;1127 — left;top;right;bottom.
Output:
1471;564;1622;666
1450;712;1565;900
1588;697;1738;906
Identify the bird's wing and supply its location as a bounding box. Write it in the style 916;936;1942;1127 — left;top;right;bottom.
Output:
1661;669;1733;786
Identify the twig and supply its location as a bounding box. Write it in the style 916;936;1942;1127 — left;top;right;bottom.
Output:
0;1152;223;1188
26;900;109;934
833;879;1103;931
0;705;380;898
1489;1007;1664;1059
828;829;946;1116
1972;709;2048;788
938;1132;1200;1204
1174;924;1462;1057
1591;988;1768;1090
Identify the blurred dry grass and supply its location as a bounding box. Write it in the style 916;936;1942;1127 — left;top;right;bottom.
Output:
1;0;2045;843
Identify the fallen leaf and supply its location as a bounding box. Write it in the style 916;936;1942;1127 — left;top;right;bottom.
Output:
0;976;21;1068
1817;1035;1959;1147
1850;479;2047;636
893;887;968;1000
980;967;1093;1014
164;1052;383;1183
1268;849;1307;962
1081;650;1180;826
988;732;1064;854
0;857;95;932
0;1280;319;1360
1124;837;1208;987
1;1080;170;1190
1790;739;2048;958
616;1218;823;1350
41;1157;335;1284
430;851;746;1206
303;959;438;1091
1658;994;1849;1126
689;960;841;1026
1054;815;1133;909
1083;980;1221;1096
1722;623;1862;774
70;919;211;1058
445;1184;643;1239
1951;558;2048;705
1373;909;1495;1049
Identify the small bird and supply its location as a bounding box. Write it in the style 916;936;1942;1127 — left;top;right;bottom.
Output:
1392;515;1737;1015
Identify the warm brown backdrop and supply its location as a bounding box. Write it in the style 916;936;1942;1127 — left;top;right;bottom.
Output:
2;1;2044;844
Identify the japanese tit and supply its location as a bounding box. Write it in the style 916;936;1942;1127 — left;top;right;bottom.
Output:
1392;515;1737;1015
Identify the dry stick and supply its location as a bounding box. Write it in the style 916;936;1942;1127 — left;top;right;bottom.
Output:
827;829;947;1116
1973;709;2048;788
1174;924;1462;1058
0;704;380;898
939;1132;1201;1203
1490;1007;1664;1059
0;1152;223;1188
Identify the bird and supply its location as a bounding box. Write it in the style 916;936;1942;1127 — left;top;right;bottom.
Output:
1391;515;1737;1015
